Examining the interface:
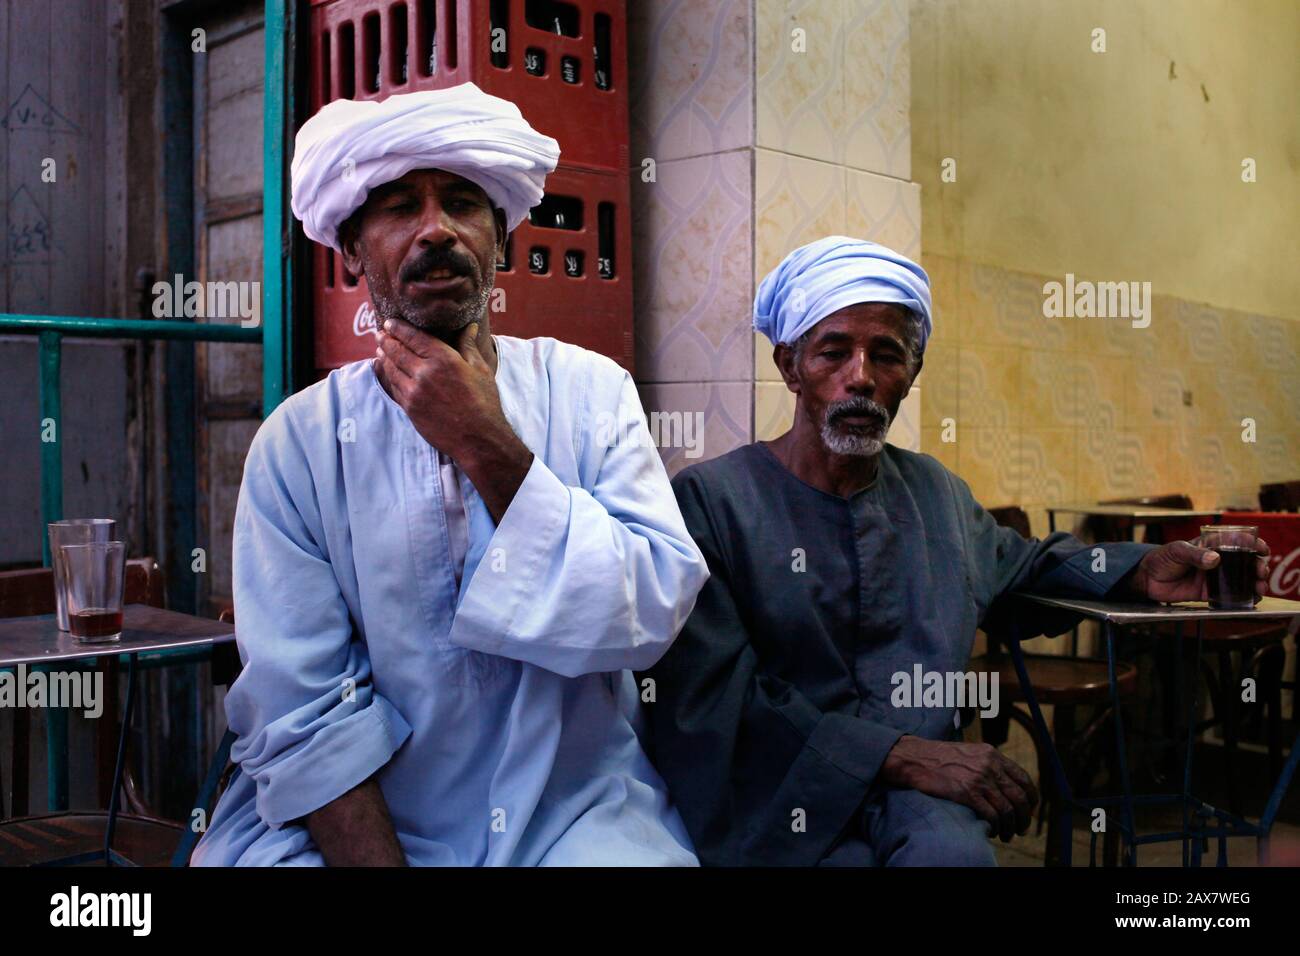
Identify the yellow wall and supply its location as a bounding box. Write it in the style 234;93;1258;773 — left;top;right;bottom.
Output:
912;0;1300;531
912;0;1300;316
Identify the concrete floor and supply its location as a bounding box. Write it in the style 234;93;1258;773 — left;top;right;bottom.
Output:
992;817;1300;867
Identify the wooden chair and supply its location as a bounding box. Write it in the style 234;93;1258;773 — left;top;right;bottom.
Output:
1258;483;1289;512
1149;619;1288;817
167;605;241;867
1259;482;1300;512
0;558;184;865
970;506;1138;866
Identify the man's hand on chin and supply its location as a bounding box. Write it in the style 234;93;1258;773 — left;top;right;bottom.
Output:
373;318;533;523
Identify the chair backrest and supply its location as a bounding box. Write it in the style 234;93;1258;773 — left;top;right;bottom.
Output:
1260;483;1291;512
1093;494;1194;543
1286;481;1300;512
987;505;1031;539
0;557;166;617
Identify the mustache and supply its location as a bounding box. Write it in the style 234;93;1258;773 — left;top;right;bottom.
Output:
825;396;891;428
399;246;477;284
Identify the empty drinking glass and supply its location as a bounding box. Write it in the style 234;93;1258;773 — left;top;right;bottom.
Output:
47;519;116;631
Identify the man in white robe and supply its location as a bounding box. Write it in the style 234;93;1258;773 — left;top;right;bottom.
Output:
191;84;707;866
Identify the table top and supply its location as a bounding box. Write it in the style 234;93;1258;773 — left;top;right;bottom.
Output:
1045;504;1224;520
0;604;235;667
1011;593;1300;626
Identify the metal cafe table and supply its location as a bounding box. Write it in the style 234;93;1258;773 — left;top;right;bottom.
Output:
1045;503;1223;539
0;604;236;865
1006;594;1300;866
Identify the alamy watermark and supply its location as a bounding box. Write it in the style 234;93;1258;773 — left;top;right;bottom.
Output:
890;664;999;718
152;273;260;328
0;664;102;718
1042;273;1151;328
595;407;704;459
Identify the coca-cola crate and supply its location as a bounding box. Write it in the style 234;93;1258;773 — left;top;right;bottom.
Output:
308;0;629;172
312;163;633;372
306;0;633;375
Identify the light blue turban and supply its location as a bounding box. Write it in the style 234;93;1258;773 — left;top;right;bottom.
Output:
753;236;933;353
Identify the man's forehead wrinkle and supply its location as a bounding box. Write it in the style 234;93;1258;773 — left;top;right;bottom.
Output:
811;324;906;347
369;181;415;200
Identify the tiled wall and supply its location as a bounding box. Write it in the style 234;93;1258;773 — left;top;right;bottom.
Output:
922;254;1300;535
629;0;923;474
910;0;1300;537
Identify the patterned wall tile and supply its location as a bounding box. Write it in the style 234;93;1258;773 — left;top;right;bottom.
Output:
956;427;1020;508
1243;312;1292;377
890;386;921;451
1076;428;1151;502
1022;349;1078;431
755;380;796;441
1071;354;1130;432
960;260;1045;350
928;259;1296;515
632;151;754;383
755;332;783;383
1094;308;1160;364
1256;432;1296;488
1187;363;1234;433
1170;299;1228;365
754;149;847;281
957;345;1019;431
919;337;957;430
1130;362;1186;426
1163;424;1193;502
753;149;847;381
628;0;754;163
844;169;921;260
638;381;752;475
1020;428;1077;512
842;0;911;179
921;425;957;473
755;0;844;164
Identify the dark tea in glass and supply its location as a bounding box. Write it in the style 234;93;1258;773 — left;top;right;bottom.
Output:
1199;525;1259;610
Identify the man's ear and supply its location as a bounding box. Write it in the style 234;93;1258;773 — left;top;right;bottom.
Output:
774;344;802;396
338;214;365;279
906;353;924;395
493;207;508;262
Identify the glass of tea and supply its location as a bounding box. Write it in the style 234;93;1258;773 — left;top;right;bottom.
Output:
1199;525;1260;610
48;519;116;631
59;541;126;643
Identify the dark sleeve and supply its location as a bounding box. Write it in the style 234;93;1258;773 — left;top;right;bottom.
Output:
638;473;903;867
951;472;1157;640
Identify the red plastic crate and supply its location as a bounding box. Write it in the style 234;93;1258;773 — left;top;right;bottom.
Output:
312;164;633;372
306;0;633;374
309;0;628;172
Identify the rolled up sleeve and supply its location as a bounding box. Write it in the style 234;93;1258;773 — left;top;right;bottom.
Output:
449;369;709;678
225;405;412;827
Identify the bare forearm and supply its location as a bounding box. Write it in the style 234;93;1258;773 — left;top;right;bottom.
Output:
459;430;533;524
303;776;407;866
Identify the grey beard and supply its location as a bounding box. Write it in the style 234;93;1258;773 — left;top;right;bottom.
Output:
820;397;891;457
368;259;496;336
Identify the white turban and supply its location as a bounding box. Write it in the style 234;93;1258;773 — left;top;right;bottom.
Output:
290;83;561;251
754;236;934;353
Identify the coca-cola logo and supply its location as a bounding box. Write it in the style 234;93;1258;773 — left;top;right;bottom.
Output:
353;301;377;338
1268;545;1300;598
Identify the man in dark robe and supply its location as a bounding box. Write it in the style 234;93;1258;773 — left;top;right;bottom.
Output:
639;237;1271;867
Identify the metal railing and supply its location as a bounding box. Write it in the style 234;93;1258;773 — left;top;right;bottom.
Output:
0;0;293;812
